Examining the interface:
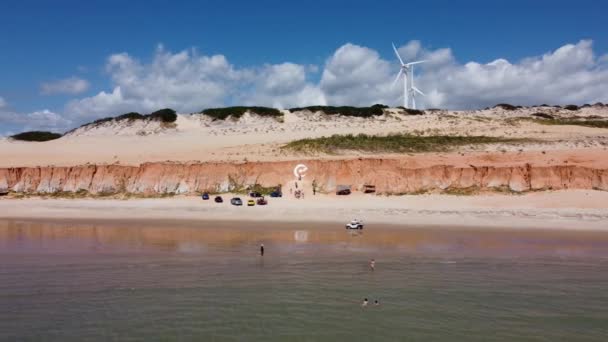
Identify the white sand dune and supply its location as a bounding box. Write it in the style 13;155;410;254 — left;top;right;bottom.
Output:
1;106;607;168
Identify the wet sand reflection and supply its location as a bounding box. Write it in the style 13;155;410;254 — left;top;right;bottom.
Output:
2;219;608;257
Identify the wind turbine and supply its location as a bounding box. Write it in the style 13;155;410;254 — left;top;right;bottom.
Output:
392;43;425;109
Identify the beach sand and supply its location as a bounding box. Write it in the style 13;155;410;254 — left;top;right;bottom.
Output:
2;189;607;230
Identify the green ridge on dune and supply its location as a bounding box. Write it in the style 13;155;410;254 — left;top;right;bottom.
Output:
283;133;525;153
199;106;283;120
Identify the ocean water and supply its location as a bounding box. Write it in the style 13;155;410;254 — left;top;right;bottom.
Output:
1;220;608;341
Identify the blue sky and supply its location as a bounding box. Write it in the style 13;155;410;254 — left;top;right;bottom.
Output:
1;0;607;134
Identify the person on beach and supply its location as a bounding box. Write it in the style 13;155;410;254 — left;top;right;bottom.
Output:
362;298;368;307
260;243;264;256
370;259;375;271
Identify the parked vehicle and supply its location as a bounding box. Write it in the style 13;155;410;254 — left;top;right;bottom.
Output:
214;196;223;203
336;185;351;195
256;197;268;205
247;199;255;206
201;193;210;200
230;197;242;206
345;219;364;229
249;191;262;198
270;191;282;198
337;189;351;195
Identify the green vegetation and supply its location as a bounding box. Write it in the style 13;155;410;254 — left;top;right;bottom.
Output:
288;104;387;117
248;183;281;195
148;108;178;122
493;103;521;110
563;104;579;111
441;187;480;196
6;190;178;199
68;108;178;133
10;131;62;142
378;185;525;196
89;112;146;126
224;173;280;195
531;112;554;119
532;118;608;129
200;106;282;120
283;133;525;154
396;107;425;115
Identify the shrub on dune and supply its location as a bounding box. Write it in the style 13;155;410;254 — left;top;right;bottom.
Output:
200;106;282;120
67;108;178;133
288;105;386;118
10;131;62;142
149;108;177;123
563;105;579;111
493;103;520;110
531;112;554;119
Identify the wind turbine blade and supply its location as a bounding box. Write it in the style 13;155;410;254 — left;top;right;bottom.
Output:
405;60;426;66
391;69;403;88
392;43;405;65
413;86;425;96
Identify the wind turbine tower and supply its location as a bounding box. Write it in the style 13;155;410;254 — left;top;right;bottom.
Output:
392;43;425;109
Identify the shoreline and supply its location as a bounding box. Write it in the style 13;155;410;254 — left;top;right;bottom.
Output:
2;190;608;231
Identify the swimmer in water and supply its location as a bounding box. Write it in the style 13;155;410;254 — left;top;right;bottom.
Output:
374;299;380;306
362;298;368;307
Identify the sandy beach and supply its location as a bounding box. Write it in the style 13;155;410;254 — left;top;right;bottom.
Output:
2;190;607;230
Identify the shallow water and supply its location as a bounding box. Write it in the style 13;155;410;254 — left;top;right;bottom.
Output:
1;220;608;341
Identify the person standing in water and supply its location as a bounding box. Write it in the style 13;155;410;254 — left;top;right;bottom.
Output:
362;298;368;307
260;243;264;256
369;259;375;271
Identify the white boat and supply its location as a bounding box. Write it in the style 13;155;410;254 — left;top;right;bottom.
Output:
345;219;363;230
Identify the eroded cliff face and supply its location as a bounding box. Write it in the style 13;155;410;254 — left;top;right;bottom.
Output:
1;159;607;195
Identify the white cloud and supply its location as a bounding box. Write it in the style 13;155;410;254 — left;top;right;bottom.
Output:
65;46;328;121
41;77;90;95
238;63;326;108
320;43;395;106
4;40;607;135
23;109;72;131
66;46;248;120
319;39;608;109
396;39;607;108
64;40;608;121
0;97;71;134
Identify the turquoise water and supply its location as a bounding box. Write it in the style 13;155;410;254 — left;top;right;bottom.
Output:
1;220;608;341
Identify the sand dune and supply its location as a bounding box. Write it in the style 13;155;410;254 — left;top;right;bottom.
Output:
1;105;607;168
